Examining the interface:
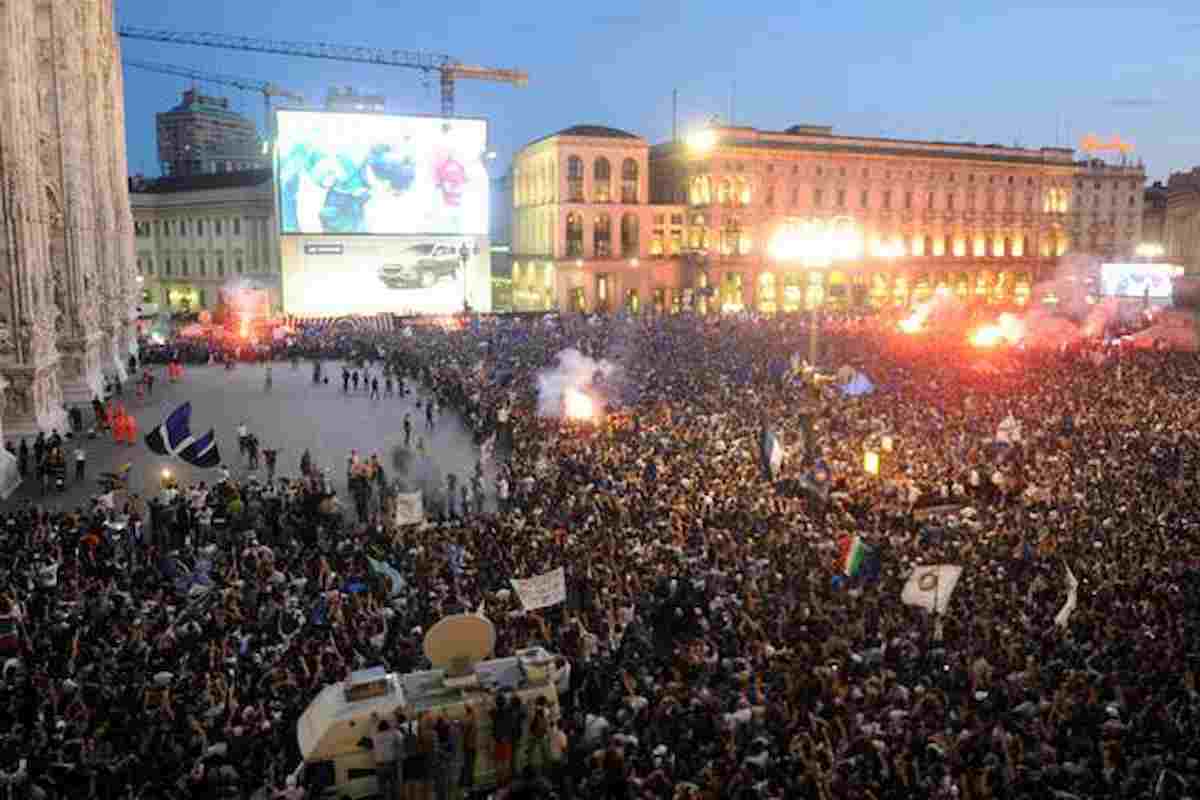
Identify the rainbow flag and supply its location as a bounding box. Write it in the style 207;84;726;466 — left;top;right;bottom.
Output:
839;535;867;577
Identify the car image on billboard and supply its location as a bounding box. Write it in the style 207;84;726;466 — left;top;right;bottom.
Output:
379;242;465;290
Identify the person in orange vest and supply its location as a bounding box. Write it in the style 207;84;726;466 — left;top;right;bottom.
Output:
105;400;117;437
126;412;139;445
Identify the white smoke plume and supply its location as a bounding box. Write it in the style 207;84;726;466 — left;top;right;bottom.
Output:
536;348;620;418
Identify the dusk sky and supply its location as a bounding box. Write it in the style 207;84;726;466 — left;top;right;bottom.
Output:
117;0;1200;181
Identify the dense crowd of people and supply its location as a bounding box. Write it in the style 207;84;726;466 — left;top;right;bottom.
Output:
1;307;1198;800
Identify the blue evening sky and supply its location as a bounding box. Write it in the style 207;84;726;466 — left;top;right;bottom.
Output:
117;0;1200;181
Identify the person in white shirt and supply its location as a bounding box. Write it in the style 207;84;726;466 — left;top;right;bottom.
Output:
74;447;86;482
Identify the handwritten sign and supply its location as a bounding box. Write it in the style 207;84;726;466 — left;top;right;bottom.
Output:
510;567;566;611
394;491;425;526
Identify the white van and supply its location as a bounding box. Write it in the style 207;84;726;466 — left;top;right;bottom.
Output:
292;617;562;800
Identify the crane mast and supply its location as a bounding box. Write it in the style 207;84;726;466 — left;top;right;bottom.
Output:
117;26;527;116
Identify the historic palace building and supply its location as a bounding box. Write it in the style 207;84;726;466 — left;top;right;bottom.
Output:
1165;168;1200;275
0;0;139;441
130;170;281;313
511;125;686;313
512;122;1146;313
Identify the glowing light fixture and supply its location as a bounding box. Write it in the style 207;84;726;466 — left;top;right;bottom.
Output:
687;128;717;154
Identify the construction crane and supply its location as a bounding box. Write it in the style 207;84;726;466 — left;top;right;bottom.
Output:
122;58;305;127
117;26;528;117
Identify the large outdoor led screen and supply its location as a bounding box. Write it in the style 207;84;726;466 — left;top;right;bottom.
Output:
1100;263;1180;301
280;235;491;316
275;110;488;237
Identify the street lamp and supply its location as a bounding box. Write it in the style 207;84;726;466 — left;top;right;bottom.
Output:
768;216;861;367
686;127;717;155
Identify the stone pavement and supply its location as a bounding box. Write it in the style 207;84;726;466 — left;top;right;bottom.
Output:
1;360;494;512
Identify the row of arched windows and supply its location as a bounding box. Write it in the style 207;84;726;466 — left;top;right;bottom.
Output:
565;156;639;204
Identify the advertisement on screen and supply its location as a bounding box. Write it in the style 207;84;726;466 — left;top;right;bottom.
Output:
280;235;490;316
1100;263;1180;301
275;110;488;237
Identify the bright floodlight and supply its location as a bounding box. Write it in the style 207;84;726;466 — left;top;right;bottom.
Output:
1135;242;1165;259
563;387;595;421
687;128;717;153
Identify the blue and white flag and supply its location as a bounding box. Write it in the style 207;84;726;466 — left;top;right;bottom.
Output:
145;402;194;457
179;429;220;469
759;429;785;480
841;371;876;397
447;544;465;577
145;403;222;469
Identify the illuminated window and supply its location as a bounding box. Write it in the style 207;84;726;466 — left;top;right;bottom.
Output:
650;235;663;256
943;235;952;256
620;213;639;258
621;159;638;203
597;274;609;306
566;212;584;257
567;156;584;202
717;179;732;206
736;178;751;206
593;158;611;203
690;176;711;205
594;213;612;257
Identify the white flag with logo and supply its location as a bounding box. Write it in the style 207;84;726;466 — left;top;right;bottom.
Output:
393;491;425;526
510;567;567;611
901;564;962;614
1054;564;1078;628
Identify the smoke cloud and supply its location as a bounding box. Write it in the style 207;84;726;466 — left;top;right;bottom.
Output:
536;348;620;418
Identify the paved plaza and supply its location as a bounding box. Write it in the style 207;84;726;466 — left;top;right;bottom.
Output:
2;360;491;510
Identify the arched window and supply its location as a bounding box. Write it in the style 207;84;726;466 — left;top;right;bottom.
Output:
593;157;611;203
717;179;732;206
735;177;751;207
620;213;639;258
621;159;639;203
565;212;583;257
923;235;933;257
690;176;711;206
567;156;584;202
594;213;612;257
